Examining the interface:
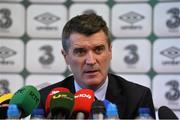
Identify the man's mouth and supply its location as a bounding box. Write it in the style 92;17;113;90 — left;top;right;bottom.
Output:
84;70;99;74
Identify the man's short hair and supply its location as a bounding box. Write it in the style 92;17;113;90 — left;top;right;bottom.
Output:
62;13;111;52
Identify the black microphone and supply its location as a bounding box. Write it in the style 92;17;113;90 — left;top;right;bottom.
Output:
91;100;106;119
158;106;178;120
0;93;13;119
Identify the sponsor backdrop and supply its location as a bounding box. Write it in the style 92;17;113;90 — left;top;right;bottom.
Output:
0;0;180;117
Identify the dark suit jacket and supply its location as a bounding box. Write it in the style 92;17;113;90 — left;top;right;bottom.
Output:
39;73;156;119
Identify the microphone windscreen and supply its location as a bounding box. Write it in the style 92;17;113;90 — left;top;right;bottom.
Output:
103;99;110;108
158;106;178;120
91;100;106;114
103;99;119;118
0;105;8;119
50;92;74;118
0;93;13;104
45;87;70;113
9;85;40;118
0;93;13;119
73;89;94;118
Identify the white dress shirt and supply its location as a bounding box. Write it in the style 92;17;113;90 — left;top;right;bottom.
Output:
74;77;109;101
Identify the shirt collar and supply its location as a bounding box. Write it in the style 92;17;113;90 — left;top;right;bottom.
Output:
74;77;108;101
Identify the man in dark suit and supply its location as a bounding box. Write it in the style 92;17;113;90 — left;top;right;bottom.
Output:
39;13;155;119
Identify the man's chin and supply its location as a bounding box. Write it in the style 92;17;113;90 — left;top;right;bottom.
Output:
84;81;102;90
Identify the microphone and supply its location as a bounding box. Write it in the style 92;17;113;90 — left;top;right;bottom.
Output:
103;99;119;119
91;100;106;119
73;89;94;119
103;99;110;108
45;87;70;114
0;93;13;104
49;92;74;119
7;104;21;119
0;93;13;119
9;85;40;118
158;106;178;120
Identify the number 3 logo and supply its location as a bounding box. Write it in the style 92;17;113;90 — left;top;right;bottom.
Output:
0;8;12;29
39;45;54;65
166;8;180;29
165;80;180;101
124;44;139;65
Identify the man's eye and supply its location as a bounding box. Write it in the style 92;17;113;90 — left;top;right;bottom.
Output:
94;46;105;54
73;48;86;56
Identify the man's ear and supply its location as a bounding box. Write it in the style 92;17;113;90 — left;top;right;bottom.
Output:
109;44;112;60
61;49;69;65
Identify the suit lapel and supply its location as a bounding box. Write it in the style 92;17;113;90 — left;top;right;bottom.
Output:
61;75;76;94
105;74;127;118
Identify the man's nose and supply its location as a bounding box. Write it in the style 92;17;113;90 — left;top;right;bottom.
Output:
85;51;96;65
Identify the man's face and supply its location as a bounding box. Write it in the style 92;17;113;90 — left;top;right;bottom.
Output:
62;30;112;89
